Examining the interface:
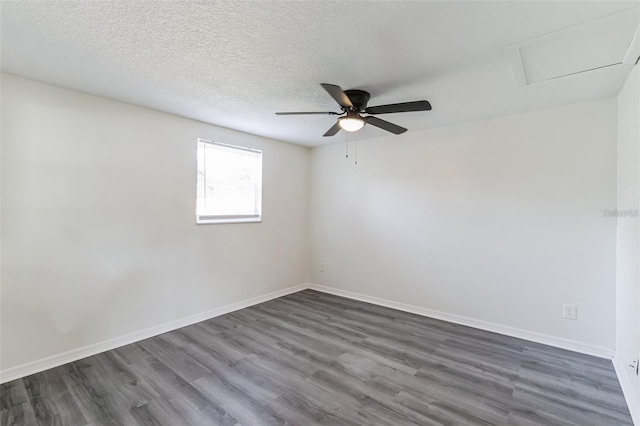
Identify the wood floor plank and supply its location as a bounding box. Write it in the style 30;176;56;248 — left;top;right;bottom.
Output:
56;361;137;425
1;402;40;426
128;398;189;426
1;380;30;410
220;328;320;380
1;289;633;425
89;351;160;407
191;372;286;426
30;391;88;426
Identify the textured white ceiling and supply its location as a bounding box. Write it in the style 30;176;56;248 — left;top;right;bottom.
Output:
2;1;639;147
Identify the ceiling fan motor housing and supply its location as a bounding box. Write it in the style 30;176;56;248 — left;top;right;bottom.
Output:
344;90;370;111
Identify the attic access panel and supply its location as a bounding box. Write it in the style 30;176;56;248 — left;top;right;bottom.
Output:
506;9;640;88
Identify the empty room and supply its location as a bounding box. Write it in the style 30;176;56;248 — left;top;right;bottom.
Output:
1;1;639;425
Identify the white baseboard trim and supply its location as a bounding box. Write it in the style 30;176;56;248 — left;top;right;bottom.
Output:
0;283;308;384
614;356;640;425
307;283;616;359
1;282;618;385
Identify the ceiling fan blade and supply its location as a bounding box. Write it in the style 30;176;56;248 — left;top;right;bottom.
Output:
365;100;431;115
276;111;340;115
321;83;353;108
323;121;342;137
365;116;407;135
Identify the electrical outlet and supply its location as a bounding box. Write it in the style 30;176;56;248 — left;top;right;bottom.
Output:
563;304;577;320
630;357;639;375
320;263;325;273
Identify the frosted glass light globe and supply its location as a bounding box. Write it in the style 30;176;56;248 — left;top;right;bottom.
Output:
339;116;365;132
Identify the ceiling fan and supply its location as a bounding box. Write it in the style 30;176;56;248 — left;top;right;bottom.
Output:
276;83;432;137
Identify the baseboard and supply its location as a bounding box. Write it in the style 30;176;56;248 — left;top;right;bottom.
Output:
1;282;618;385
0;283;308;384
614;356;640;425
307;283;615;359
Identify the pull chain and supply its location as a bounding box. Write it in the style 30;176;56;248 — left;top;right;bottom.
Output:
355;138;358;165
345;131;349;158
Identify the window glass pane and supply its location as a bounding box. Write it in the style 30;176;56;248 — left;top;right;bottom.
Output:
196;140;262;223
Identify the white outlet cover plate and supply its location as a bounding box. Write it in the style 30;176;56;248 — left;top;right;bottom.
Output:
563;304;577;320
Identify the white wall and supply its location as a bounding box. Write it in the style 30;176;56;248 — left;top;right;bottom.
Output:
616;64;640;422
0;72;626;382
0;74;310;371
310;98;618;353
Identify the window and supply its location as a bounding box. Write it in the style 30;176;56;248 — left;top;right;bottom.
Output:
196;139;262;224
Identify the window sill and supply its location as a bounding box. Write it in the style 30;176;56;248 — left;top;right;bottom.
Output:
196;216;262;225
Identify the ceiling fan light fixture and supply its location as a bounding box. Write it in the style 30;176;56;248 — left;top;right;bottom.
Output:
338;115;365;132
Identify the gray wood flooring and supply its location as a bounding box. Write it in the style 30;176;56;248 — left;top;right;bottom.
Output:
1;289;633;425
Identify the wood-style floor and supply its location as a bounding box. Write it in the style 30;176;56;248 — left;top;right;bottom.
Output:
1;290;633;425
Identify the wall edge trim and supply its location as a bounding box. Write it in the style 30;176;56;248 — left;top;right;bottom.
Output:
307;283;616;359
614;356;640;425
0;283;308;384
2;282;619;385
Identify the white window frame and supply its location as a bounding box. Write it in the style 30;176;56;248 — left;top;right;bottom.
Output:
196;139;263;225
